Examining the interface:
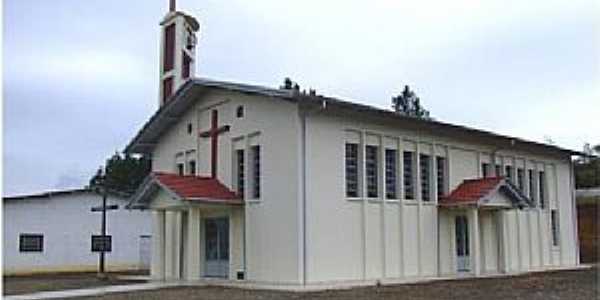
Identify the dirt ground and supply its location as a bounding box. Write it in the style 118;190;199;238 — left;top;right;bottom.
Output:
2;271;147;296
62;267;597;300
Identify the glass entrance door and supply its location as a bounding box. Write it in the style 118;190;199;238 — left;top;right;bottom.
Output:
205;217;229;278
455;215;471;272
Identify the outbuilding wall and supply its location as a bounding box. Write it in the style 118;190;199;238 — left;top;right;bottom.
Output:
3;192;151;275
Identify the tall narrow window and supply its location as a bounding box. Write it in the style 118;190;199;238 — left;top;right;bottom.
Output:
182;53;192;78
420;154;431;202
177;163;184;176
385;149;397;199
366;145;379;198
236;149;245;197
251;145;261;199
345;143;359;198
539;171;546;209
551;210;559;246
517;168;525;191
403;151;415;200
163;24;176;71
188;160;196;176
482;163;491;178
436;156;446;198
505;165;513;182
528;169;535;202
19;234;43;252
495;164;502;177
162;77;174;104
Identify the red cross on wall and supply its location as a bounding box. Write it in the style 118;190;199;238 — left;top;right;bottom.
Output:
199;110;230;179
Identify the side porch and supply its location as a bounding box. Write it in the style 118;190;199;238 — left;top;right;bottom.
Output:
130;172;245;282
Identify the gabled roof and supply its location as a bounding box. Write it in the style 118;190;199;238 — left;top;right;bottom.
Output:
125;77;584;157
440;177;533;209
129;172;242;208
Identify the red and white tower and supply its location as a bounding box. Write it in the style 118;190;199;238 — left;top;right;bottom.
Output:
158;0;200;107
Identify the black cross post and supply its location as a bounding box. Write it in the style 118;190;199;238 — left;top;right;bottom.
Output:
91;177;119;278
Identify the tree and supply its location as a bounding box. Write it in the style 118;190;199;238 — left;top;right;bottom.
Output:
391;85;431;119
574;143;600;189
89;152;151;196
280;77;300;91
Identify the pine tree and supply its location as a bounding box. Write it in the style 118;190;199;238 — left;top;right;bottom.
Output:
391;85;431;119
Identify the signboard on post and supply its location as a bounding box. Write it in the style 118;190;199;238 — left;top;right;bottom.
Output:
91;235;112;252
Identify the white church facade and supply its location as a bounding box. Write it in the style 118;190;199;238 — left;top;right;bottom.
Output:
127;2;581;287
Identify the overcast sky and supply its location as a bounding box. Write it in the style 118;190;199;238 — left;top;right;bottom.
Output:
3;0;599;196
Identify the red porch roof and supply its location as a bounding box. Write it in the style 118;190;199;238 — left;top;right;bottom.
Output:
440;177;504;206
153;172;242;204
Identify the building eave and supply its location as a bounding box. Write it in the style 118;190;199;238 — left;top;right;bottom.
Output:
125;77;583;158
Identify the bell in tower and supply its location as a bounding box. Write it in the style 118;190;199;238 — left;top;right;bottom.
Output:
158;0;200;107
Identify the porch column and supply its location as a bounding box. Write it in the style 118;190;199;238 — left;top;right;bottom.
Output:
498;211;510;273
470;208;481;276
164;211;177;280
186;207;202;280
151;210;165;280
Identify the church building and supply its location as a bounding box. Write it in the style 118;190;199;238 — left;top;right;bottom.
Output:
127;1;581;287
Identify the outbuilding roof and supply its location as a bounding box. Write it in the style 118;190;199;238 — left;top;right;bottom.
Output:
125;77;584;158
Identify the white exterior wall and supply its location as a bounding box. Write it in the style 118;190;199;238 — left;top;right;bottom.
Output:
151;90;301;283
3;192;151;275
304;112;578;283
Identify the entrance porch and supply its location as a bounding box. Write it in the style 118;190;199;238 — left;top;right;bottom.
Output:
439;177;534;277
130;172;244;281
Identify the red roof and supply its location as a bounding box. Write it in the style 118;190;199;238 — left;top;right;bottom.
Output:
440;177;504;206
154;172;242;205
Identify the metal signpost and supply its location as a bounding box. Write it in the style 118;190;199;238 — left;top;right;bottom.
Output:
91;183;119;278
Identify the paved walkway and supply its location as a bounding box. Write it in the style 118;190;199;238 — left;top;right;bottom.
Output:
4;282;186;300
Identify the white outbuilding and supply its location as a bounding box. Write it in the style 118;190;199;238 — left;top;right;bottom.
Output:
3;189;152;275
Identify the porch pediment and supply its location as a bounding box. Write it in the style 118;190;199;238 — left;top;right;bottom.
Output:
129;172;243;209
440;177;533;209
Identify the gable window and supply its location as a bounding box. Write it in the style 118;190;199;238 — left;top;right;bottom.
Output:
436;156;446;198
236;106;244;118
19;234;43;252
366;145;379;198
385;149;398;199
517;168;525;191
551;209;559;246
236;149;245;197
177;163;184;176
505;165;513;182
188;160;196;176
539;171;546;209
345;143;359;198
403;151;415;200
528;169;535;202
420;154;431;202
251;145;261;199
482;163;491;178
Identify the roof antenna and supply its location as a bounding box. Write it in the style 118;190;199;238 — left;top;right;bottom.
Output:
169;0;176;12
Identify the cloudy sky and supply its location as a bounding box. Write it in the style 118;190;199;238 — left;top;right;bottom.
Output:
3;0;599;196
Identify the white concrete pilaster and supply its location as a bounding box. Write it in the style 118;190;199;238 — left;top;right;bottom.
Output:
151;210;166;280
187;207;202;280
173;211;182;279
470;209;481;276
164;211;177;280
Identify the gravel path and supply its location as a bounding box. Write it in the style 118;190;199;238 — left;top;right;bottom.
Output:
64;267;598;300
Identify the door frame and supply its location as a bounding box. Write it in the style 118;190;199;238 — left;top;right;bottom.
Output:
203;217;230;278
455;214;471;273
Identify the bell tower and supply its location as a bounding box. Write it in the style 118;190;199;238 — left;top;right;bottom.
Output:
158;0;200;107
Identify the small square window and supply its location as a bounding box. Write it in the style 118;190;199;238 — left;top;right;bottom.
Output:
20;234;43;252
236;106;244;118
